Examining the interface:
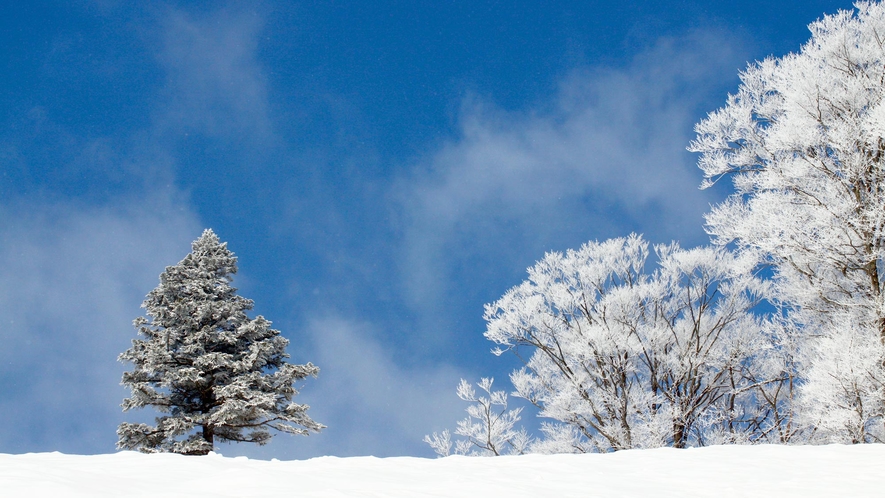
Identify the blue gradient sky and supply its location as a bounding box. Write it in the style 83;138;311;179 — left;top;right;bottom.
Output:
0;1;851;459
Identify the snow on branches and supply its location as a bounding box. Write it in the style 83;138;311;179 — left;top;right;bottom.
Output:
425;378;530;457
428;236;796;455
425;1;885;455
117;229;323;455
690;1;885;443
482;235;788;451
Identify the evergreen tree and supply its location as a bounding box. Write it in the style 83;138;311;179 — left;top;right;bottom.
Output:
117;229;323;455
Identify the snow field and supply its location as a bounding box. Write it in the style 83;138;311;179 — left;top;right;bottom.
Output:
1;444;883;497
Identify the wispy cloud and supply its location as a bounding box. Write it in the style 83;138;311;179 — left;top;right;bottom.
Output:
154;5;273;145
217;317;466;459
0;198;201;453
396;31;748;329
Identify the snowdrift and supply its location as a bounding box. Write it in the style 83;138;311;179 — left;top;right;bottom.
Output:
1;444;883;497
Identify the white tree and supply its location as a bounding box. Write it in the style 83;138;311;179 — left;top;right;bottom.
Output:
118;229;324;455
424;378;530;457
690;1;885;443
483;235;784;451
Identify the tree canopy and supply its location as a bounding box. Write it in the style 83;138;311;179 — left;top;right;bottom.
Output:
690;1;885;443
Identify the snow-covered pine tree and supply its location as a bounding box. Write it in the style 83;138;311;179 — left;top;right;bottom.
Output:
117;229;323;455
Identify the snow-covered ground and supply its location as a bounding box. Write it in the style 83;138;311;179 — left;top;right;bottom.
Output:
1;444;883;497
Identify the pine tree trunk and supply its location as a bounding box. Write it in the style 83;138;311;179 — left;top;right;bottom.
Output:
203;425;214;449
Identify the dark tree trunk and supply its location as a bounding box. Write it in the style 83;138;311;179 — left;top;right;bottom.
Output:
202;425;214;451
673;422;686;449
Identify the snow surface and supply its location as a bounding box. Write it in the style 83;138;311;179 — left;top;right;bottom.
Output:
1;444;883;497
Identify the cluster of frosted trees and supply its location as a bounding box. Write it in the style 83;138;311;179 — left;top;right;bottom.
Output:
428;2;885;455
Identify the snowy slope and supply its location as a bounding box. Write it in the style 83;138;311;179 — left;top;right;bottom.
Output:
1;444;883;497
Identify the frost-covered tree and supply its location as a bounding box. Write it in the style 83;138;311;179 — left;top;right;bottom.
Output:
690;1;885;443
483;235;786;451
118;229;323;455
424;378;530;457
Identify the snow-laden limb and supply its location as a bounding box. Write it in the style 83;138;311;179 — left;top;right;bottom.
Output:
424;378;530;457
423;430;453;457
118;229;324;455
530;423;594;454
690;1;885;443
484;235;790;450
800;318;885;443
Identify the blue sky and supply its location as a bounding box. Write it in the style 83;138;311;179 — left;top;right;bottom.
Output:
0;0;852;459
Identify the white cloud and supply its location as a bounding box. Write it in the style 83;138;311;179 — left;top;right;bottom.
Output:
0;197;201;453
396;30;748;317
155;6;273;143
216;317;467;459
